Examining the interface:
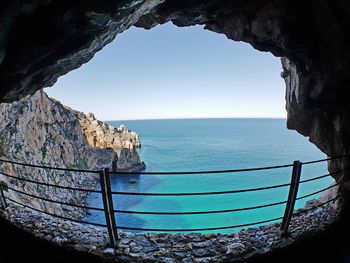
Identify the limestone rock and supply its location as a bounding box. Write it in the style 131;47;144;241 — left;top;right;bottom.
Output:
78;112;141;150
117;148;146;172
225;243;245;256
0;90;145;218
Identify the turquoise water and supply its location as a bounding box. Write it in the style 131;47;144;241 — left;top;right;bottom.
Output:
86;118;333;234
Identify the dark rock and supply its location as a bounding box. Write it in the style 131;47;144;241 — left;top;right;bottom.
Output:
143;245;158;253
158;257;177;263
182;258;193;263
226;243;245;256
102;247;115;256
130;245;143;253
173;251;188;258
192;241;211;248
192;248;208;257
128;252;142;258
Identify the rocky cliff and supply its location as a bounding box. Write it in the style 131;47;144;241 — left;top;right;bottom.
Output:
0;89;145;218
79;113;141;150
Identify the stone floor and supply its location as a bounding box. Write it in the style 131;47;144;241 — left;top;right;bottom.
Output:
0;198;340;263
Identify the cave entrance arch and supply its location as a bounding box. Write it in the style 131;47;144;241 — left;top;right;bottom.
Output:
37;20;335;235
1;1;350;262
0;1;347;186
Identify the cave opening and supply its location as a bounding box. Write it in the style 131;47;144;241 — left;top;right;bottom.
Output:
46;22;286;121
35;22;335;234
1;1;349;262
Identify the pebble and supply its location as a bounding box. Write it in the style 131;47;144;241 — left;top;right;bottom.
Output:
182;257;193;263
131;245;142;253
103;247;115;256
0;200;339;262
226;243;245;256
192;248;208;257
192;241;211;248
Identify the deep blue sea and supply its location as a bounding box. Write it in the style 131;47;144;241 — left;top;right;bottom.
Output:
85;118;333;234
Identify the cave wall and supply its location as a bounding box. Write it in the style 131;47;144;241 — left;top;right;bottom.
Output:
1;0;350;188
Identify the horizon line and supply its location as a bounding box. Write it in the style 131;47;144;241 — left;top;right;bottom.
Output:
102;116;288;122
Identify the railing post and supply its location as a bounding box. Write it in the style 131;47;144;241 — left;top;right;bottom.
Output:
0;183;7;209
100;168;118;247
281;160;302;237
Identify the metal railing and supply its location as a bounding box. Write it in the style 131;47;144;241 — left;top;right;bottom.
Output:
0;155;348;247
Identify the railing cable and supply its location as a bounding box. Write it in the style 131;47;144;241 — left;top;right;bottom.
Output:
294;196;341;216
114;216;284;232
302;154;349;165
113;200;288;215
0;154;347;241
5;197;107;228
299;170;343;184
296;181;343;201
1;154;348;174
111;182;291;196
0;172;101;193
110;164;293;175
0;158;100;174
6;186;104;212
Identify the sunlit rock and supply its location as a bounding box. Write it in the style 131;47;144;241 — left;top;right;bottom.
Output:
0;89;145;217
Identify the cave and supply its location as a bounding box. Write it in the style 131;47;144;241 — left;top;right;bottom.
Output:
1;0;350;262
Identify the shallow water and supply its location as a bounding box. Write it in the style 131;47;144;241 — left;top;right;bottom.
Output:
85;118;332;234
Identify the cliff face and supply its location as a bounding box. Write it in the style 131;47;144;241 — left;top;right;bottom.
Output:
79;112;141;150
0;89;145;218
78;112;145;172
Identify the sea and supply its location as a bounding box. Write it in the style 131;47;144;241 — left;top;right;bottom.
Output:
85;118;333;234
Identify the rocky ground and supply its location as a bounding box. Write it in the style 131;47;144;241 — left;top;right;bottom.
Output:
0;198;340;263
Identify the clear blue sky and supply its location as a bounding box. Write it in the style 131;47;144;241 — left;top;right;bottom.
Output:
45;22;286;121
